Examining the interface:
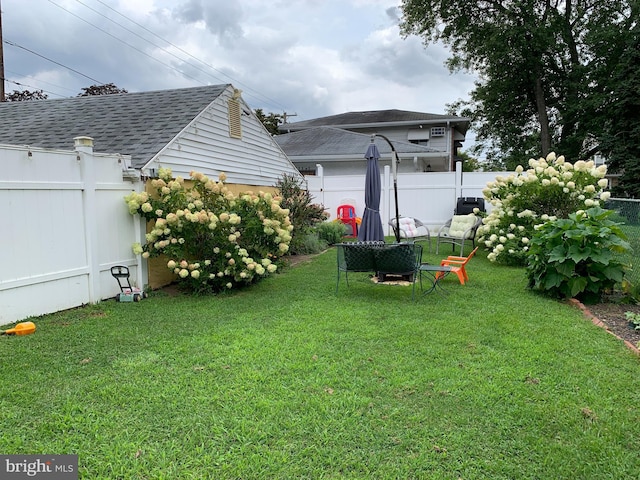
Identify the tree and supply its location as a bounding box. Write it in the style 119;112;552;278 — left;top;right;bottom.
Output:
597;24;640;198
254;109;283;135
400;0;638;168
5;89;48;101
457;150;481;172
78;83;128;96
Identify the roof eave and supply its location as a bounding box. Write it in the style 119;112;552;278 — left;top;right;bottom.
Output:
287;152;447;162
282;118;471;132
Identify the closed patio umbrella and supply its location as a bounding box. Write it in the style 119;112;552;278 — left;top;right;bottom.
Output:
357;140;385;242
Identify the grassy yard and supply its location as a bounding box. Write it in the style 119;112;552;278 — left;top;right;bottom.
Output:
1;242;639;479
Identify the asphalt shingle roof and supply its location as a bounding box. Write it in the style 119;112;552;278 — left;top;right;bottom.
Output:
281;109;468;131
275;127;438;157
0;84;230;169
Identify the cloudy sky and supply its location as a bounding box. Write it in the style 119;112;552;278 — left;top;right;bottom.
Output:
2;0;477;128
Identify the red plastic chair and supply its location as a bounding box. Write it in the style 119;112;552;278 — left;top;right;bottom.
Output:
337;204;358;237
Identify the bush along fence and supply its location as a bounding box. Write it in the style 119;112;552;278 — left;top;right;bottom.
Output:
125;168;292;294
468;152;637;302
605;198;640;295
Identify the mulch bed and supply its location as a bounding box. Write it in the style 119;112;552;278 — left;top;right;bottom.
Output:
583;300;640;349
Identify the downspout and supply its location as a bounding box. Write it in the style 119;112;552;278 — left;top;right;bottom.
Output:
447;120;453;171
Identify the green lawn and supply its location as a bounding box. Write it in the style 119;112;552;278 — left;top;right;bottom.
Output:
2;242;639;479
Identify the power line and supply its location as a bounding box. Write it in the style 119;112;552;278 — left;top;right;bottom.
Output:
47;0;207;87
5;0;290;113
5;67;75;95
4;39;104;85
84;0;289;112
1;76;66;98
72;0;230;85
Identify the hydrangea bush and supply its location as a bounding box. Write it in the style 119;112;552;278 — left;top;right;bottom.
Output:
125;168;292;293
478;153;610;265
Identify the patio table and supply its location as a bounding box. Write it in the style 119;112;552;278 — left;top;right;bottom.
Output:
418;263;452;295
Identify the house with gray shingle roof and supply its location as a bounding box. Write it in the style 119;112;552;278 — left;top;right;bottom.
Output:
277;109;470;174
275;126;442;176
0;84;301;187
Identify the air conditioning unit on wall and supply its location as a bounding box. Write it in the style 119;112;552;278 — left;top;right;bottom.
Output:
430;127;445;137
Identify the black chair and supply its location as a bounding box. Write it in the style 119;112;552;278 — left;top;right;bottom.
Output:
455;197;485;215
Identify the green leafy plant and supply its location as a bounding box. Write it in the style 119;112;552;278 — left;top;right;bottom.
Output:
274;173;328;254
625;311;640;330
526;207;631;304
291;232;327;255
316;221;348;245
125;168;292;293
478;153;610;266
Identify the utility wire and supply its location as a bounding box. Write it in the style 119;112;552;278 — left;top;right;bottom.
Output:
5;68;77;95
1;76;66;98
72;0;231;85
3;39;104;85
47;0;206;86
5;0;290;112
85;0;289;112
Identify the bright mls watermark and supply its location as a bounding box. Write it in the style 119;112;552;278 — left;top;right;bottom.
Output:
0;455;78;479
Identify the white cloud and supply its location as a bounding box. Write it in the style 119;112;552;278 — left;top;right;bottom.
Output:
2;0;477;135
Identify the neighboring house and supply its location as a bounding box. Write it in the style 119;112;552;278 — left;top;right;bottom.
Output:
0;84;302;189
275;126;442;176
0;84;303;290
277;109;470;174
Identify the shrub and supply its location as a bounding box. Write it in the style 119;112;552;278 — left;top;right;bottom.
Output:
526;207;631;304
478;153;610;266
125;168;292;294
274;174;328;254
316;221;348;245
292;232;328;255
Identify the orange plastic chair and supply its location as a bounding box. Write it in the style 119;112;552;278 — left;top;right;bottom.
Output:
337;204;358;237
435;246;478;285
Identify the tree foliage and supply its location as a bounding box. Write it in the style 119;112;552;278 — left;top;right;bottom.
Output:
254;109;283;135
401;0;638;171
4;89;48;101
457;150;481;172
597;23;640;197
78;83;128;96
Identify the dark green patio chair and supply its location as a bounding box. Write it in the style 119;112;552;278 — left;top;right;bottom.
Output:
336;242;383;292
374;243;423;299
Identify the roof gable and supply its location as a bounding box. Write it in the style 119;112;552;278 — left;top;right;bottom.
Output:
0;84;230;168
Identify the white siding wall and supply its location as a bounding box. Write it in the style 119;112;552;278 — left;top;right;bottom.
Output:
149;86;301;186
0;143;144;326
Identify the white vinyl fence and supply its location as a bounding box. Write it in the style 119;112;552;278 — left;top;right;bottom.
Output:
1;140;144;326
307;163;508;233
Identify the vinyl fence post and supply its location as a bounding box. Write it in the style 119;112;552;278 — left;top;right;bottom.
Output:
74;136;100;304
455;160;463;205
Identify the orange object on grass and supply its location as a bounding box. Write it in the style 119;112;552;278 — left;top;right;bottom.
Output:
435;247;479;285
1;321;36;336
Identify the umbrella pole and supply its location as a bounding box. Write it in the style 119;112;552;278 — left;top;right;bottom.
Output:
373;134;402;243
393;176;400;243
